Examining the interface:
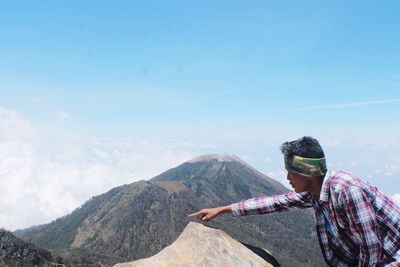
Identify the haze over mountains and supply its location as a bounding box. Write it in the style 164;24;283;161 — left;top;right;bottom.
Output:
14;154;326;266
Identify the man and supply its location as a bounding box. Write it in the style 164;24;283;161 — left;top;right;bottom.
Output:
188;136;400;266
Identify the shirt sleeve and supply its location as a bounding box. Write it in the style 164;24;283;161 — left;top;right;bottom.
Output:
230;191;313;216
340;186;382;266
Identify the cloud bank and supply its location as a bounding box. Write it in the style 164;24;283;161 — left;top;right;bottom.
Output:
1;106;399;231
0;107;217;230
392;193;400;206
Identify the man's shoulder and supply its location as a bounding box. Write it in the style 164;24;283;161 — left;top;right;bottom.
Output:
327;171;366;195
328;170;376;198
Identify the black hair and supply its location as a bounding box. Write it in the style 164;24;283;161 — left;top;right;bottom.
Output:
280;136;325;159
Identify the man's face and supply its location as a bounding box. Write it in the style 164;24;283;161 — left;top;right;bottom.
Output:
286;171;311;193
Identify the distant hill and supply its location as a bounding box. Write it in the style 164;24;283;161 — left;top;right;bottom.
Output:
15;154;327;267
0;228;53;267
15;181;201;266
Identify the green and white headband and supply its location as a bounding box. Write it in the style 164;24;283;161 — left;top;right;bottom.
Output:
284;155;327;177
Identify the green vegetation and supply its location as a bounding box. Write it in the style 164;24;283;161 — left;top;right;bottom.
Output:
15;158;327;266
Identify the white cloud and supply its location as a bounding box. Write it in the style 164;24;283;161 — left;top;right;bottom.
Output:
293;98;400;111
0;107;35;140
31;96;46;102
55;111;70;120
392;194;400;206
1;105;399;231
390;154;400;162
322;140;342;147
383;164;399;177
264;157;272;163
0;107;218;230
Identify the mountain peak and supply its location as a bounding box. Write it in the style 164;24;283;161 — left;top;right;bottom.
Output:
187;154;244;164
186;154;264;178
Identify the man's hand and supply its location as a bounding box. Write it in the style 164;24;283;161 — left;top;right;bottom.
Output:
188;206;232;222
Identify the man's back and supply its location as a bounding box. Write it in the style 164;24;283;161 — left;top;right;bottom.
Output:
319;171;400;266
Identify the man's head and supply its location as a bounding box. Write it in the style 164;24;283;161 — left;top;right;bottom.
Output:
280;136;326;193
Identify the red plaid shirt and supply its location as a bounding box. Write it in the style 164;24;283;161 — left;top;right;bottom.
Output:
231;171;400;267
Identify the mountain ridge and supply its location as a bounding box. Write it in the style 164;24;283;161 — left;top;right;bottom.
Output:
15;154;326;267
0;228;53;266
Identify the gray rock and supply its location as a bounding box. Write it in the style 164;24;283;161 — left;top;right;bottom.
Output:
113;222;274;267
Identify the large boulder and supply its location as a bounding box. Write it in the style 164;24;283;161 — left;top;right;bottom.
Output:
114;222;278;267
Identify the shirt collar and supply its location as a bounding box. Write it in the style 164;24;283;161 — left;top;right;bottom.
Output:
318;170;332;203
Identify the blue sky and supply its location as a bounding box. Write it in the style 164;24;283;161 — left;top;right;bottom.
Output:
1;1;400;230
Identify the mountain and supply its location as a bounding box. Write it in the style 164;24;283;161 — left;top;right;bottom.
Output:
15;181;201;266
151;154;326;266
0;228;53;267
114;222;279;267
15;154;326;267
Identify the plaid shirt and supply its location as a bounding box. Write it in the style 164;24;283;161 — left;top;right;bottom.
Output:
231;171;400;267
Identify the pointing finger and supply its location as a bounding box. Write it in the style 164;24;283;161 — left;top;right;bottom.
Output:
187;210;203;218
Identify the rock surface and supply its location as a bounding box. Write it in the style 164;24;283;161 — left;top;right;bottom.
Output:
113;222;274;267
0;229;53;266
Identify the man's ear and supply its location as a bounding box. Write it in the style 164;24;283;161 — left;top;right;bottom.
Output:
311;173;325;183
310;173;321;180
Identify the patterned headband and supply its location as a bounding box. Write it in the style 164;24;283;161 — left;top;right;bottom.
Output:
284;155;327;177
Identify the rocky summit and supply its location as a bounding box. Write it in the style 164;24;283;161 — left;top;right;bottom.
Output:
113;222;277;267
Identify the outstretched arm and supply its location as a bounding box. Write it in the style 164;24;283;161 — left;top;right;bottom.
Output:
188;191;313;221
188;205;232;221
232;191;313;216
